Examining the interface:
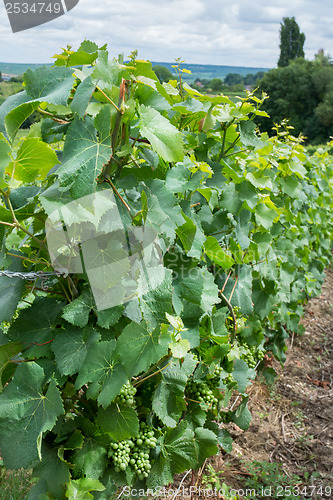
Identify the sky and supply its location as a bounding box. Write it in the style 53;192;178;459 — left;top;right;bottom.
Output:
0;0;332;68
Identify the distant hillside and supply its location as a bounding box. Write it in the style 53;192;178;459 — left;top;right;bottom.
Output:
0;62;51;77
0;61;270;82
150;61;270;82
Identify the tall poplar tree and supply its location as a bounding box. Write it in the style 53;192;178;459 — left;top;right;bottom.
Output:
278;17;305;67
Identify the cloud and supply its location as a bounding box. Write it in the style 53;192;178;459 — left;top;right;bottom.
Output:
0;0;332;67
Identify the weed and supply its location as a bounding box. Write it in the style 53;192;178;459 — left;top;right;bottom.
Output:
239;460;303;499
201;464;238;500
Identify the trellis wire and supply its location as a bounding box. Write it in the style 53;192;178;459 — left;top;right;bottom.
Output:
0;270;68;280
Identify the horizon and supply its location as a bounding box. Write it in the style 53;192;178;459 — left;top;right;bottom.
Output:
0;59;271;69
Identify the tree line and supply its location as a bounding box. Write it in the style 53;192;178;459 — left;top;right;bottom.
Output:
152;64;266;93
192;72;266;93
257;18;333;144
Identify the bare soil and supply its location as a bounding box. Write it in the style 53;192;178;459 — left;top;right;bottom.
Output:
173;269;333;500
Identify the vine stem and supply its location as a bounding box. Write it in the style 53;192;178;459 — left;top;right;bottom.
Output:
0;221;15;228
104;177;133;220
221;270;232;293
229;275;239;302
133;361;173;388
223;134;241;156
96;86;122;113
67;275;79;299
102;79;126;180
219;290;237;343
37;106;71;124
223;148;248;158
219;125;227;158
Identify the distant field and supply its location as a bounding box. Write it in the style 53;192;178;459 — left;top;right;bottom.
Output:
0;60;270;81
0;81;23;105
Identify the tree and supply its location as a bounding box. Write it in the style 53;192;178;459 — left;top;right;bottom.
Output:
0;71;3;82
209;77;224;92
224;73;244;86
257;58;333;143
278;17;305;67
153;64;173;83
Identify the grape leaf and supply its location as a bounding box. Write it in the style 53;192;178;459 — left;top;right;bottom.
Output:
7;297;63;346
61;289;95;328
176;212;197;251
0;255;25;324
72;437;108;480
173;267;220;313
0;91;35;140
96;304;124;329
123;270;173;331
0;362;64;468
75;340;128;408
184;402;207;430
71;76;97;118
0;66;74;142
52;326;100;376
218;428;233;453
0;133;11;188
139;104;183;162
152;357;197;427
116;322;171;377
56;108;112;198
30;444;70;500
66;478;105;500
231;396;252;430
149;421;196;480
192;427;218;469
8;138;58;183
96;404;139;440
219;265;253;316
232;359;256;394
255;203;278;229
24;66;74;105
0;342;22;393
204;236;234;268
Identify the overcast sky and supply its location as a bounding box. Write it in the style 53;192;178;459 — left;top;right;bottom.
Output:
0;0;332;68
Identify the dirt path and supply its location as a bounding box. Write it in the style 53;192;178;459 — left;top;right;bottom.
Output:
174;270;333;500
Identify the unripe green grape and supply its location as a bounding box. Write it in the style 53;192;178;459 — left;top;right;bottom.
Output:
115;381;137;406
186;379;218;411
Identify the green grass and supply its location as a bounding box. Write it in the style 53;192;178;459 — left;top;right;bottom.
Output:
0;81;23;105
0;464;32;500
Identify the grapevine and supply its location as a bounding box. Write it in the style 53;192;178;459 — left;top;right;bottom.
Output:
0;41;332;498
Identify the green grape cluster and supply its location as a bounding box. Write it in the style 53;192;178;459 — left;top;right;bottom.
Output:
223;373;234;385
109;439;134;472
242;345;265;368
207;365;223;390
186;379;218;410
115;381;136;406
109;423;157;479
